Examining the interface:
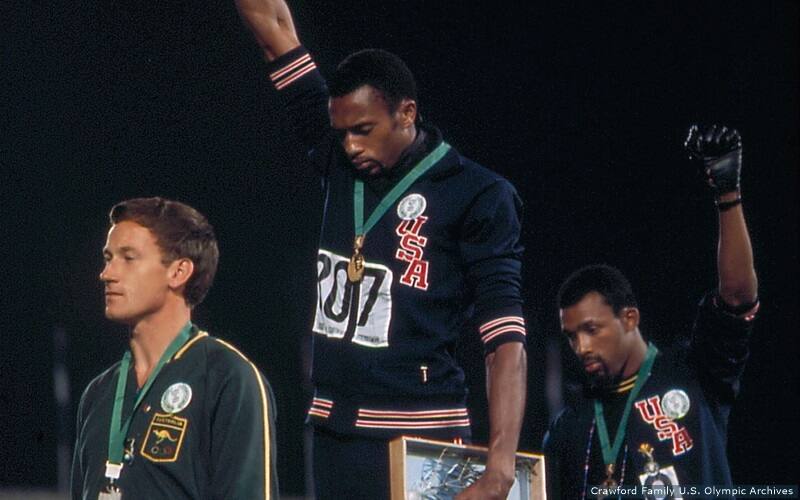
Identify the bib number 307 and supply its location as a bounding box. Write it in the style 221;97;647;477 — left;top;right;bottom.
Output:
313;250;393;348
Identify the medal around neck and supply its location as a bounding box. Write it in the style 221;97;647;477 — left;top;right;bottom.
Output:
350;143;450;284
596;463;618;500
103;323;193;496
348;235;366;283
593;343;659;496
601;463;618;489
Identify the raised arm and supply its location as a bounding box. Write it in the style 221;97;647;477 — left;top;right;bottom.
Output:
235;0;331;158
685;124;758;307
235;0;301;61
684;125;758;404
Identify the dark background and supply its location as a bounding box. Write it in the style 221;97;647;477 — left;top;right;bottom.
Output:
2;0;797;495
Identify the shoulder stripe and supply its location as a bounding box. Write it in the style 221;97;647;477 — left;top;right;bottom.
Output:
173;331;209;360
212;338;272;499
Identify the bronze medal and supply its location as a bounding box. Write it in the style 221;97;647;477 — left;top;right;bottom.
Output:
347;235;366;282
601;463;618;489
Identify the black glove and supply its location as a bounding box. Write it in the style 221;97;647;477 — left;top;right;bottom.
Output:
684;124;742;195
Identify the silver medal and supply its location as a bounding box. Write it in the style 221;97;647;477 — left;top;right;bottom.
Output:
98;489;122;500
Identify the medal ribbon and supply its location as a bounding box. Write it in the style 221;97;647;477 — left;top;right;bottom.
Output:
105;322;193;476
353;141;451;237
593;342;658;474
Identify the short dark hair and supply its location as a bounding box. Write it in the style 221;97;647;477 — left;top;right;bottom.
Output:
109;197;218;307
328;49;418;112
557;264;637;315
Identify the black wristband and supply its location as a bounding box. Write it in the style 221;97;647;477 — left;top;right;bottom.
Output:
716;197;742;212
714;293;759;316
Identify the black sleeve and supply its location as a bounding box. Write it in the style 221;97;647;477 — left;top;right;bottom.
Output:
71;381;94;500
266;45;333;164
459;179;527;353
689;291;758;404
208;344;279;500
542;410;568;500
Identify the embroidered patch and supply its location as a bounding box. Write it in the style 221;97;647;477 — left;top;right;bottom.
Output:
161;382;192;414
397;193;427;220
140;413;188;462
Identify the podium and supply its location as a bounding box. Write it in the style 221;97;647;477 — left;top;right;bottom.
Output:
389;436;546;499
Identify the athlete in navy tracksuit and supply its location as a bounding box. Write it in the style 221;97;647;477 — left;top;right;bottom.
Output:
544;125;758;499
236;0;528;497
545;295;757;499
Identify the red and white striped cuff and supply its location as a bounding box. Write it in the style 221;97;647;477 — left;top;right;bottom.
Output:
479;315;526;344
355;407;471;430
270;53;317;90
307;397;333;419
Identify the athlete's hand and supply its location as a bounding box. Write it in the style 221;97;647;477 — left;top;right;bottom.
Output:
684;124;743;195
234;0;300;60
455;466;514;500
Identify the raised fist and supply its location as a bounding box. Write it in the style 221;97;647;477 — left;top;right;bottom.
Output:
684;124;742;195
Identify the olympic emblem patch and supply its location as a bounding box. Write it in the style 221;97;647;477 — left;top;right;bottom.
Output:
140;413;188;462
161;382;192;414
660;389;690;420
397;193;427;220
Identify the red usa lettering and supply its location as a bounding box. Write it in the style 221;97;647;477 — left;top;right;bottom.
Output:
635;395;694;456
653;415;681;441
670;427;693;455
634;396;663;423
395;216;430;290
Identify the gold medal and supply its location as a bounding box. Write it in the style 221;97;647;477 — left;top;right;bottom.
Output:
347;234;365;282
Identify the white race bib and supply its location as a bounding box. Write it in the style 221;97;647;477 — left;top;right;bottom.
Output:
313;249;393;348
